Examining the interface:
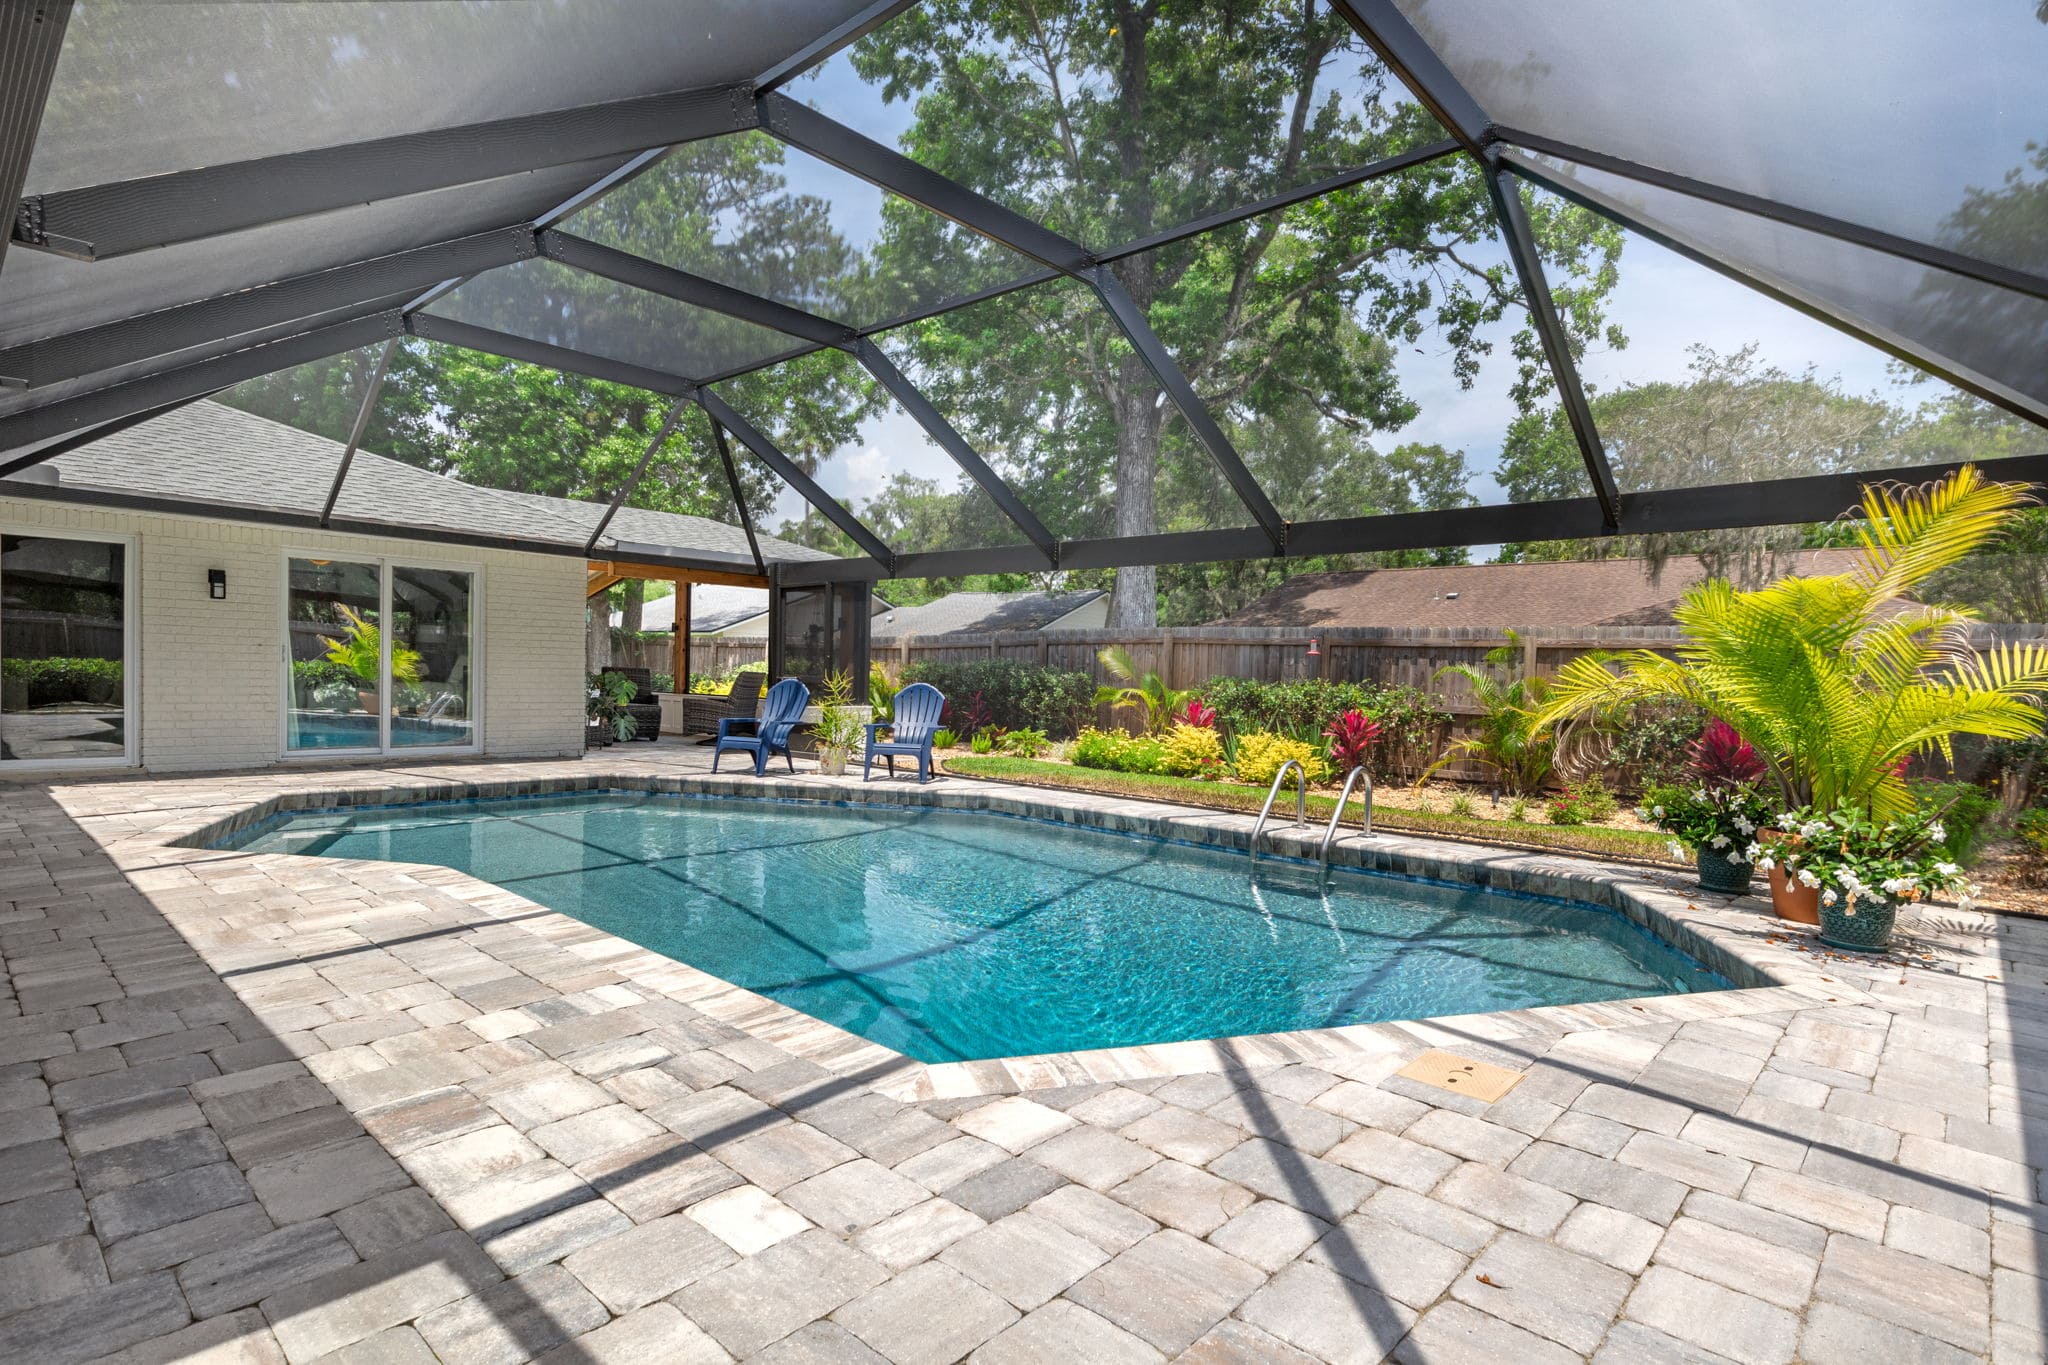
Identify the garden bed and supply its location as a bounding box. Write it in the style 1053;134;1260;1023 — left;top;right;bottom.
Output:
941;754;1683;866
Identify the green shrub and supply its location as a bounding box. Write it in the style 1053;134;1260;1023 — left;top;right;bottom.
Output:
1546;778;1620;826
1233;732;1329;789
1159;722;1225;779
1196;676;1447;783
1910;779;1999;864
1;656;124;707
1448;792;1477;818
1072;727;1127;770
1116;736;1169;775
932;728;959;750
1508;797;1530;823
969;731;996;755
902;660;1097;737
998;728;1050;759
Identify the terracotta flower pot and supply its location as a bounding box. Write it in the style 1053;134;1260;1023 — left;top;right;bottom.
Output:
1760;830;1820;924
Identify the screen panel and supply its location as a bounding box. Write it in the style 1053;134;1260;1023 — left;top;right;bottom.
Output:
797;0;1442;249
25;0;877;192
1393;0;2048;279
1503;154;2048;423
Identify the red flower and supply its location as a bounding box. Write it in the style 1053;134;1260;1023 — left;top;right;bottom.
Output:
1323;709;1383;774
1688;719;1766;788
1179;697;1218;729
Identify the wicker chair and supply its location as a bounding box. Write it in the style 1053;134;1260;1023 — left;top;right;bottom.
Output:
599;666;664;742
681;670;765;737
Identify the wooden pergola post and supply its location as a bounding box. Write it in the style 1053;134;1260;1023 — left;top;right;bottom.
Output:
672;579;691;694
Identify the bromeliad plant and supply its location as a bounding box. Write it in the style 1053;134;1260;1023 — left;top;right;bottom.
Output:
1324;709;1383;775
1537;468;2048;821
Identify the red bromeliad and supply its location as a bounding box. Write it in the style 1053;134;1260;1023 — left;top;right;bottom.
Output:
1179;697;1217;729
1688;718;1766;788
1324;709;1382;774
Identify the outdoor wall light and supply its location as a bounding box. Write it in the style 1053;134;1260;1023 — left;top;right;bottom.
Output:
207;568;226;600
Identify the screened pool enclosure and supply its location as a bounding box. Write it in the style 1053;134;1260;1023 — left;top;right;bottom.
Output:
1;0;2043;596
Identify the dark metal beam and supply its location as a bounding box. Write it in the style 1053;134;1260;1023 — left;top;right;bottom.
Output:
0;0;69;287
1486;166;1622;527
695;387;897;567
13;84;757;261
0;310;403;455
404;314;697;397
539;231;857;347
583;401;690;554
709;418;767;575
775;450;2048;583
1087;268;1288;550
755;0;921;93
760;93;1092;274
1496;127;2048;307
1326;0;1492;153
318;340;398;527
1501;152;2048;430
852;338;1057;560
2;227;536;390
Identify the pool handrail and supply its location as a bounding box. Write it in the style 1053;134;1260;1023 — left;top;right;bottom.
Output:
1250;759;1307;863
1319;765;1374;874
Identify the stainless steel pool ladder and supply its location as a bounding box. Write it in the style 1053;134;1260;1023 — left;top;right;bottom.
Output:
1250;760;1306;863
1318;765;1374;874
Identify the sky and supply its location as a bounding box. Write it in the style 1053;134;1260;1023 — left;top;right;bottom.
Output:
746;39;1942;549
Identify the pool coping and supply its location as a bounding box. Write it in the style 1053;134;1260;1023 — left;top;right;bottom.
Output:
134;769;1874;1102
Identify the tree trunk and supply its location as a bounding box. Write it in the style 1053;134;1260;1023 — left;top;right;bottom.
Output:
620;579;645;634
585;596;612;673
1106;369;1164;628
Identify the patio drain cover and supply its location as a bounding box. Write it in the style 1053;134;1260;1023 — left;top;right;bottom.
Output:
1396;1049;1524;1103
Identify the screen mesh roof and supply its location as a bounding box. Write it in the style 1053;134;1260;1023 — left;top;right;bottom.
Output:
1;0;2042;581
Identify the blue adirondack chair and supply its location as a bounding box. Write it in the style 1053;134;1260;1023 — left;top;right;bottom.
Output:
713;676;810;776
864;681;945;783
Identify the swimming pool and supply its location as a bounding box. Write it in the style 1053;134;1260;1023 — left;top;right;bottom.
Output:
222;792;1725;1063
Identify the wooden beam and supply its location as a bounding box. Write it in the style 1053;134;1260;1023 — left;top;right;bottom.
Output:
586;570;626;599
674;588;691;696
587;560;770;589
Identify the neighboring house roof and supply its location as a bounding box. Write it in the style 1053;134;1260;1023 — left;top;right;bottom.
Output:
1208;551;1869;629
13;400;830;567
615;584;896;633
871;589;1105;640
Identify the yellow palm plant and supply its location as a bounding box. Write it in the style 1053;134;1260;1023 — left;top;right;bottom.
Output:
1535;468;2048;820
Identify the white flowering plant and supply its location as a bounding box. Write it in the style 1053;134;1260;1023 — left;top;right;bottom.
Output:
1761;803;1977;914
1637;782;1777;866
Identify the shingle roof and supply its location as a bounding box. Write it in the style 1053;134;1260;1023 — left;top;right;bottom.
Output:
1208;551;1869;629
871;589;1104;639
16;399;828;567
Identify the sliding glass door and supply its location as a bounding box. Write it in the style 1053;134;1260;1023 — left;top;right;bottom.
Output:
285;556;476;755
0;532;134;767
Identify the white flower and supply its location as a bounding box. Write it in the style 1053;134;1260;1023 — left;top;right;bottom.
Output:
1667;842;1686;860
1822;889;1837;905
1927;821;1946;843
1694;788;1710;803
1733;816;1755;836
1709;833;1730;849
1756;854;1776;871
1651;805;1665;818
1796;868;1821;888
1743;841;1762;861
1634;807;1650;821
1935;861;1960;878
1727;850;1746;865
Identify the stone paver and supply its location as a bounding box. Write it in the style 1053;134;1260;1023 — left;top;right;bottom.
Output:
0;753;2041;1365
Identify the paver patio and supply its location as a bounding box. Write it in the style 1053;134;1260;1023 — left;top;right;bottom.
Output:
1;744;2045;1363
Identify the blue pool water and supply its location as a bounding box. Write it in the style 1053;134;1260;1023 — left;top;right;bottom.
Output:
287;713;473;749
222;792;1725;1062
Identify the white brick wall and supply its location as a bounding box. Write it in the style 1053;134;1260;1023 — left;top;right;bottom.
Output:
0;497;587;773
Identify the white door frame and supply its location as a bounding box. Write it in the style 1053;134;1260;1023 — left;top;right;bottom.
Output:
0;526;140;771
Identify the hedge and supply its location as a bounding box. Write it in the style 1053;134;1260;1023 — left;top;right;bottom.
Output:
0;656;123;706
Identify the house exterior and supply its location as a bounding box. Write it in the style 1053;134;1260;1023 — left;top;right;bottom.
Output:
870;589;1107;641
1206;552;1866;630
0;401;826;774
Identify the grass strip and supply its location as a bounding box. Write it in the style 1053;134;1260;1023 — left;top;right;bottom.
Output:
942;755;1682;866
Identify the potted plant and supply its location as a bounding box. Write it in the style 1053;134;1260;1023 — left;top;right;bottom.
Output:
1538;467;2048;921
1761;805;1977;952
1639;781;1775;895
812;669;864;776
587;671;637;746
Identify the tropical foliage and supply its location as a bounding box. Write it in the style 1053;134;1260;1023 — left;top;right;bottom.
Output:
1094;646;1191;736
1232;732;1330;789
1424;631;1559;795
1536;468;2048;820
320;606;422;689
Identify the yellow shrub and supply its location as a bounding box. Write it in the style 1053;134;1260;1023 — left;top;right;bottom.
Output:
1159;722;1225;778
1232;732;1329;788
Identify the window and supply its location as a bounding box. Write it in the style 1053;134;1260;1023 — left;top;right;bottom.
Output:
0;532;134;767
285;556;477;754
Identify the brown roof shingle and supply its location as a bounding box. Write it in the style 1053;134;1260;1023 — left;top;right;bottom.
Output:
1208;551;1867;629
